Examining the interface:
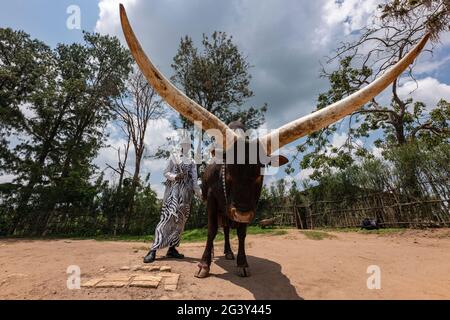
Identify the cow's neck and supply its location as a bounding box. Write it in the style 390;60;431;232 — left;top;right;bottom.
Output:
220;164;228;207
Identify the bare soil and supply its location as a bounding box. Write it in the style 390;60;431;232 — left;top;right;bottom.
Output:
1;229;449;300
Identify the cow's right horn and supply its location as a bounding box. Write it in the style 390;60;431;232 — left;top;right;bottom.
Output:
258;33;430;154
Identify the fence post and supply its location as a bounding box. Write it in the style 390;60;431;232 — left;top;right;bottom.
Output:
293;204;302;229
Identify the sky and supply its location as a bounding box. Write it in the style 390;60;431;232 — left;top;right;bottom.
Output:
1;0;450;197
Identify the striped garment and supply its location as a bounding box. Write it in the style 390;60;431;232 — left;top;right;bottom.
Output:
151;154;200;251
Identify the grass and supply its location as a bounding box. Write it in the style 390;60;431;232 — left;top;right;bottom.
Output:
299;230;336;240
247;226;288;236
359;228;406;235
86;226;288;243
320;227;406;235
299;227;407;240
93;234;155;242
181;226;288;242
2;227;407;243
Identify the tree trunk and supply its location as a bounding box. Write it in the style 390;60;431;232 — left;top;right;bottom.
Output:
123;148;143;232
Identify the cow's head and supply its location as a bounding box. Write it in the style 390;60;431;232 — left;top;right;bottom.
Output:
219;121;289;223
119;4;429;222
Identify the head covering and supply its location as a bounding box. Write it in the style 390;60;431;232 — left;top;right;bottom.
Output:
179;132;192;146
176;132;192;162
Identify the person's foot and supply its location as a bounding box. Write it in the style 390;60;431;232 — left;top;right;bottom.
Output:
166;247;184;259
143;250;156;263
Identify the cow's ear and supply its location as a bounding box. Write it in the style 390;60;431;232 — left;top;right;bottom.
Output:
268;155;289;167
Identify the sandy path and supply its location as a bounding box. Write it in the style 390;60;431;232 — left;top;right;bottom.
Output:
1;229;449;300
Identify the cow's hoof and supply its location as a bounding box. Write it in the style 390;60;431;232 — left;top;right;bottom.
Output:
194;264;210;279
237;266;251;277
225;252;235;260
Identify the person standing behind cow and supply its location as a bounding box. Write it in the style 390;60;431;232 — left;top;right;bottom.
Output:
144;134;202;263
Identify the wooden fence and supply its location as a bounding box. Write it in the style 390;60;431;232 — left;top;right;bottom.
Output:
267;192;450;229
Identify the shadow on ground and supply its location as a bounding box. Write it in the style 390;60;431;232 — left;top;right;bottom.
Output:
214;255;303;300
156;256;200;265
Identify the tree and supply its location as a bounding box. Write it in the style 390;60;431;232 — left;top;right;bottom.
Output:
171;31;267;130
0;29;133;235
104;133;131;234
380;0;450;39
0;28;53;175
112;67;165;231
296;0;450;183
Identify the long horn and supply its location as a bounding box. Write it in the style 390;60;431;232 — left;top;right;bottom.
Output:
119;4;237;149
259;33;430;154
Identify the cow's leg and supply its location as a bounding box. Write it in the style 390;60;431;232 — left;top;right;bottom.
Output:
236;223;250;277
223;226;235;260
195;198;218;278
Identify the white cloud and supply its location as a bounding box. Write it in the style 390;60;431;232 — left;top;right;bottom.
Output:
296;168;314;181
371;145;383;159
331;132;348;149
143;118;176;153
95;0;450;130
94;0;350;131
19;103;36;120
398;77;450;109
0;174;16;184
95;118;176;198
415;55;450;75
440;31;450;47
326;132;363;153
94;0;450;194
95;0;138;35
323;0;381;32
316;0;382;46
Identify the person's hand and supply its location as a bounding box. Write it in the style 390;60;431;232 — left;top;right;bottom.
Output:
175;173;186;181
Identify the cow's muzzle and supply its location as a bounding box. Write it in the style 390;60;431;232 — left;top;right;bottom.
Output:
228;207;255;224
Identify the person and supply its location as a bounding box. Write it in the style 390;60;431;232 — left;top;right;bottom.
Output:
144;134;202;263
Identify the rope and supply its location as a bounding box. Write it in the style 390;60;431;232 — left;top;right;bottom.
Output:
221;164;228;208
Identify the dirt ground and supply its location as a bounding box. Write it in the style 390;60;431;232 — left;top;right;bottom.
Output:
1;229;449;300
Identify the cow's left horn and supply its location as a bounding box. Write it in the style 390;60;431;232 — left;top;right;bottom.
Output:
259;33;430;154
119;4;237;149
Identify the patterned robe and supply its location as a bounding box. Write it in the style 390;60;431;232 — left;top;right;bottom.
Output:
151;153;201;251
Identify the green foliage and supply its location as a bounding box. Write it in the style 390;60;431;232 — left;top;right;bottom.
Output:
171;31;266;130
98;175;161;236
0;28;162;236
301;140;450;203
258;141;449;229
319;227;406;235
0;227;289;242
258;139;449;229
380;0;450;38
184;226;288;242
185;197;208;230
295;0;450;182
257;179;289;221
299;49;449;182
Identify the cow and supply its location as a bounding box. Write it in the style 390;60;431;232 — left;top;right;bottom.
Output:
119;4;429;278
197;120;288;277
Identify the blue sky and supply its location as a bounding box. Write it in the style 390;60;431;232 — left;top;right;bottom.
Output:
0;0;98;46
1;0;450;197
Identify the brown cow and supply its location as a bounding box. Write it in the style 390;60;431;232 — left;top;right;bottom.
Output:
197;121;288;277
119;4;430;278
